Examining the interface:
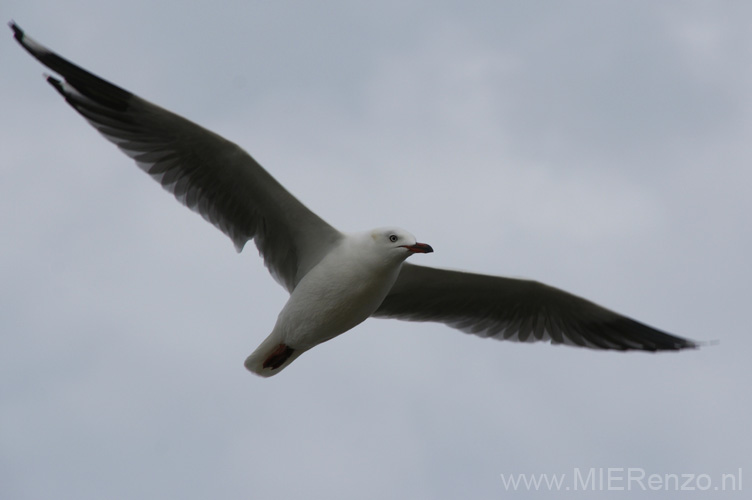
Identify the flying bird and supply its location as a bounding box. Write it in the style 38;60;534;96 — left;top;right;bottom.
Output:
11;22;698;377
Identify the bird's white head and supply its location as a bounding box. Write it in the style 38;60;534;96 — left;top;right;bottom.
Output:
369;227;434;262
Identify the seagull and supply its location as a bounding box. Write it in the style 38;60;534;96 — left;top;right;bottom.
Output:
11;22;698;377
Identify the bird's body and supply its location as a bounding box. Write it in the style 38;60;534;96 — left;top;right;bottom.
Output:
11;22;699;378
246;229;431;376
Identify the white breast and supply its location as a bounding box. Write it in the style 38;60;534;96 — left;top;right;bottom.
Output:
272;238;404;349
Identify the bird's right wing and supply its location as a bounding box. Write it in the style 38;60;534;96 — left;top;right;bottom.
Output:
11;23;342;292
374;263;697;351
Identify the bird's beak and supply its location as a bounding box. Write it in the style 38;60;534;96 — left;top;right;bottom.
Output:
402;242;434;254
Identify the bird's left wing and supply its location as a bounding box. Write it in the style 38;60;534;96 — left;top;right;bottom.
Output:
374;263;697;351
11;22;342;292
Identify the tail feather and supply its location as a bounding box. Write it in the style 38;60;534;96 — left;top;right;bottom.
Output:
244;338;305;377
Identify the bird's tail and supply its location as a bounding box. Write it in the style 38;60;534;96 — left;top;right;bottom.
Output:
244;335;305;377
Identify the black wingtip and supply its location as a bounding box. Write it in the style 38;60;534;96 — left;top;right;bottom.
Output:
11;23;134;111
45;74;65;95
9;20;51;62
9;21;28;47
9;20;21;37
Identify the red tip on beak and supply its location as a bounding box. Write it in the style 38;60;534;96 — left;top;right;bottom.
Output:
402;242;434;254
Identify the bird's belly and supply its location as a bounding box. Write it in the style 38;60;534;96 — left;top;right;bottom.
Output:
274;263;400;348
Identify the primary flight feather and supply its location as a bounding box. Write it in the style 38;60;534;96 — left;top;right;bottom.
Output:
11;23;697;377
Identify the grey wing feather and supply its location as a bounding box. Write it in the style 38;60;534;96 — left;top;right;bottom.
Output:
11;23;341;292
375;263;697;351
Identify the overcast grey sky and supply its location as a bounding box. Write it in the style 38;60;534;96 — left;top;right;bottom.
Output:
2;1;750;499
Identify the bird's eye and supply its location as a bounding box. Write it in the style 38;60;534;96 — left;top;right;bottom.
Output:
389;234;398;242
